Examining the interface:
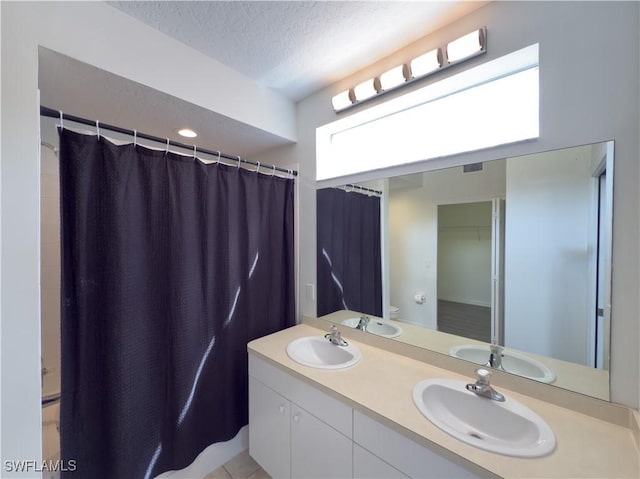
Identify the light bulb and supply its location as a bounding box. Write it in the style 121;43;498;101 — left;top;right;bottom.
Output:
353;79;377;102
409;49;441;78
447;29;484;63
331;90;353;111
177;128;198;138
379;65;406;91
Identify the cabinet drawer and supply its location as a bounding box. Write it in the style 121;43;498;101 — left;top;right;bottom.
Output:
353;410;496;479
249;354;352;438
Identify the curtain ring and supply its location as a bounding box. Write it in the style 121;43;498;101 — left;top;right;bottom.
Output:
193;144;197;160
133;130;137;147
96;120;100;139
272;165;276;177
255;161;261;173
237;156;242;169
165;138;170;154
59;110;64;130
216;151;221;164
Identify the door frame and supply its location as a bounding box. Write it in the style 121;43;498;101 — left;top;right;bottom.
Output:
434;196;504;342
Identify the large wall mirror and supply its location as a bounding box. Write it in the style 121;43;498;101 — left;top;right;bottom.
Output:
317;141;614;401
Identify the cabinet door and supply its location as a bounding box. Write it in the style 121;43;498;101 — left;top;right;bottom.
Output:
354;444;408;479
249;376;291;479
291;405;352;479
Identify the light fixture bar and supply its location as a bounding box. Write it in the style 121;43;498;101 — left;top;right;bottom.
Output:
332;26;487;113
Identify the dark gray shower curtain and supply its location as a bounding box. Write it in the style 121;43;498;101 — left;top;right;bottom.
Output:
317;188;382;317
59;129;295;478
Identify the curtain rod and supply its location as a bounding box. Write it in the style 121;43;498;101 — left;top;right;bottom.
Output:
40;106;298;177
342;183;383;196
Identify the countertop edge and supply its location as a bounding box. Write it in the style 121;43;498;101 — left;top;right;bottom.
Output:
632;410;640;449
247;324;640;479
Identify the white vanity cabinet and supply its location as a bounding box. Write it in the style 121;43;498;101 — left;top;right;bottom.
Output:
248;376;291;478
249;355;353;479
290;403;352;478
248;354;493;479
353;444;408;479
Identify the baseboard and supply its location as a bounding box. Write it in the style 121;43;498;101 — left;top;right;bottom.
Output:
438;297;491;308
155;425;248;478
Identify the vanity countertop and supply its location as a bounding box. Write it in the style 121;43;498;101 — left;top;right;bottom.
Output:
320;309;610;400
248;323;639;479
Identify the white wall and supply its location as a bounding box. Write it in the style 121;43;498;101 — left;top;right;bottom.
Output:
1;1;296;474
388;162;505;329
256;1;639;408
40;137;61;399
505;146;594;365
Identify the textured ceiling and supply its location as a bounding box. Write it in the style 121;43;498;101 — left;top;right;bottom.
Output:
108;1;487;101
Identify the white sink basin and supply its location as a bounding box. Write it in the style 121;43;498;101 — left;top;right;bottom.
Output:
413;378;556;457
341;317;403;338
449;345;556;384
286;336;361;370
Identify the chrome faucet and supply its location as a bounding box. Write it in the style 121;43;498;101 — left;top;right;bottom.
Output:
356;315;370;332
325;324;348;346
486;344;506;371
466;368;505;402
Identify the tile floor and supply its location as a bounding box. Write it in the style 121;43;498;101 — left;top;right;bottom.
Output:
204;450;271;479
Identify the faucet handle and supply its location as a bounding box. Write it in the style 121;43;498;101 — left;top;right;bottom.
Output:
468;368;505;402
325;324;348;346
474;368;492;384
489;343;504;355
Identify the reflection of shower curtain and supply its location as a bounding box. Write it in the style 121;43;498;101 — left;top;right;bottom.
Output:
317;188;382;317
59;129;295;478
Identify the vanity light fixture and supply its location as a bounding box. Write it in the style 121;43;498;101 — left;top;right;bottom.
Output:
379;64;407;91
353;78;378;102
331;89;355;111
446;28;486;63
409;49;442;79
176;127;198;138
331;27;487;113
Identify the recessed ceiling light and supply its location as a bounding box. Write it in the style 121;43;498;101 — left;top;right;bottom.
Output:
176;127;198;138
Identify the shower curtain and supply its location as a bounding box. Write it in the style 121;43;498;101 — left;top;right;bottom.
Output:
317;188;382;317
59;129;295;478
